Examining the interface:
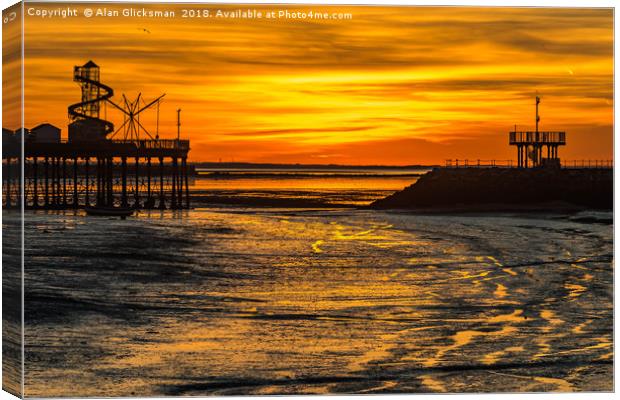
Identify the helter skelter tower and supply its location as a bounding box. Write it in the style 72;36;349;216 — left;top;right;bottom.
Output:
509;96;566;168
68;60;115;142
68;60;165;143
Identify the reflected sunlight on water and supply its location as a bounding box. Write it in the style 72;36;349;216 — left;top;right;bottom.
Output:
14;206;613;396
189;169;423;206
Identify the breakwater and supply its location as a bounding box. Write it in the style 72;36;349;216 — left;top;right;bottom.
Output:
371;167;612;211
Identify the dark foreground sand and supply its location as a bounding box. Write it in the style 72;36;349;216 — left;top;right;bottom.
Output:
4;207;612;396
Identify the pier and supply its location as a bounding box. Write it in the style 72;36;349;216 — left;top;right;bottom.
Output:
2;61;191;210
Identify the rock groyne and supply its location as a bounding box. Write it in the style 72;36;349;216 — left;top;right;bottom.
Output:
371;167;612;211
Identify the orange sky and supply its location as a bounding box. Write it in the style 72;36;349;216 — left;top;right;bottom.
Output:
6;4;615;164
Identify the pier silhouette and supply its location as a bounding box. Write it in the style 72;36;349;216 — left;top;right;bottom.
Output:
2;61;191;210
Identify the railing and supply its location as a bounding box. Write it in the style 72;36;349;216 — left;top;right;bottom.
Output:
27;138;190;150
445;159;515;168
562;160;613;169
112;139;190;150
445;159;613;169
509;131;566;144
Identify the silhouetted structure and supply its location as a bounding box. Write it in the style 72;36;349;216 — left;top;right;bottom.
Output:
2;61;190;210
68;61;114;142
509;96;565;168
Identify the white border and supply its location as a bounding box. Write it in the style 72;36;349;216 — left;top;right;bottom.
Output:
0;1;616;400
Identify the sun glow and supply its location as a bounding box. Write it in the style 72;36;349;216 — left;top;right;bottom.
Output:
8;4;613;164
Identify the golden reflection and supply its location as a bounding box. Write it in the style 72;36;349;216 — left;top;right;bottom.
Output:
502;268;518;276
311;240;324;253
349;325;441;373
356;381;399;394
21;208;613;395
481;346;524;365
540;310;564;332
533;337;554;360
486;256;518;276
545;337;612;359
487;309;526;324
532;376;573;392
486;256;503;266
419;375;446;392
572;319;593;334
571;263;589;271
493;283;508;298
564;282;587;299
422;325;517;367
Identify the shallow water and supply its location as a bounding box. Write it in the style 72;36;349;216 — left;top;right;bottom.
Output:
190;169;424;206
16;207;612;396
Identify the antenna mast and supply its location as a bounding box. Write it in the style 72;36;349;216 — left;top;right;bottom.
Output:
535;96;540;133
177;108;181;141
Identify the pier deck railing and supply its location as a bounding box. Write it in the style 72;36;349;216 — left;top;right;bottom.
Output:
18;138;191;159
445;159;515;168
445;159;613;169
111;139;190;151
35;138;191;150
509;131;566;145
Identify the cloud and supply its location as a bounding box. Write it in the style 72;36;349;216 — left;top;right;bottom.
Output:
11;5;613;164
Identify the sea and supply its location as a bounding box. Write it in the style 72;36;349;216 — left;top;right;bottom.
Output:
188;167;429;207
3;167;613;395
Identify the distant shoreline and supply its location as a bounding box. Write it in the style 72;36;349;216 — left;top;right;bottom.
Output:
196;172;424;179
193;162;439;170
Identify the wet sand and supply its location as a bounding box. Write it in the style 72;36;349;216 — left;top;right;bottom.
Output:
14;208;613;396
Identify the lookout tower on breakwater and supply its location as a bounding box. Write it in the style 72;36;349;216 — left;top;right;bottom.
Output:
509;96;566;168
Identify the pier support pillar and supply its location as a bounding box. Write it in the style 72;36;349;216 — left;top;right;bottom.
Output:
158;157;165;210
72;158;78;208
62;158;67;207
44;157;49;207
16;157;21;209
146;157;152;208
51;158;57;207
55;157;60;207
106;158;114;206
85;157;90;207
524;146;529;168
96;158;102;206
5;158;11;208
177;158;183;209
121;157;128;207
134;157;140;208
183;157;189;209
52;158;57;207
171;157;177;209
33;157;38;208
